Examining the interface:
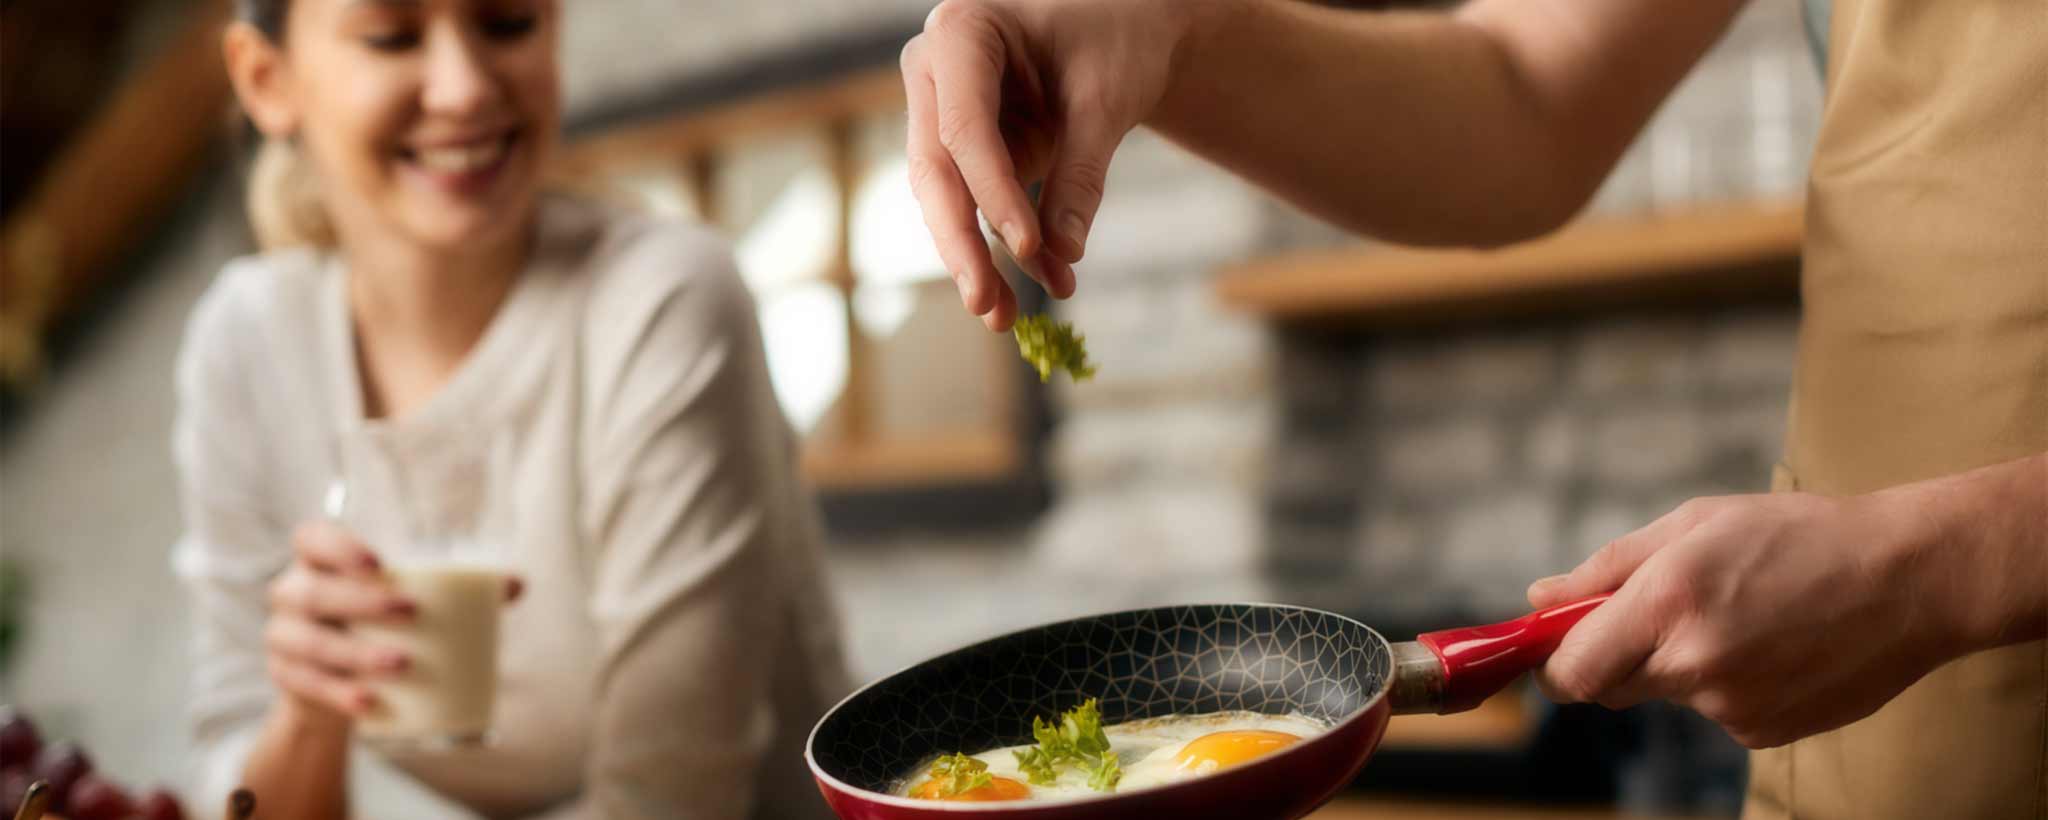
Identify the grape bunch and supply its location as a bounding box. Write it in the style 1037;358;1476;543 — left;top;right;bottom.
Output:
1;706;186;820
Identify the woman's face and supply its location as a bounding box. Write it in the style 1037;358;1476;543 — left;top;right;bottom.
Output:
250;0;561;250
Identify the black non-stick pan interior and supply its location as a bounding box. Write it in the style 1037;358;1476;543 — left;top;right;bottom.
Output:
810;603;1392;792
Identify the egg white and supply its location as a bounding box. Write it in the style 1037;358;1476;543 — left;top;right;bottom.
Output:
898;711;1330;802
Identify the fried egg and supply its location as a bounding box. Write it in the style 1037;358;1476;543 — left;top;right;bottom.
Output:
899;711;1329;802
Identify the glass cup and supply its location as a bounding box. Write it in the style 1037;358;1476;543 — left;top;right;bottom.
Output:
329;429;511;749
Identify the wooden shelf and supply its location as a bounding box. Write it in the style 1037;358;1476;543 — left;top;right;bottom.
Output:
1215;200;1804;327
802;428;1021;491
554;67;904;177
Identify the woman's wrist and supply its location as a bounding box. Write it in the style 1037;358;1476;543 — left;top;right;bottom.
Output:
270;695;354;744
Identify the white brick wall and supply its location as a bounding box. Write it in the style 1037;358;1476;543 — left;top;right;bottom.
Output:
1588;403;1713;486
1438;489;1564;612
1375;414;1507;493
1570;318;1706;397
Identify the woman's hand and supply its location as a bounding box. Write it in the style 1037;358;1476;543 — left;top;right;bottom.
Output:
900;0;1205;330
1526;491;1971;749
262;521;419;723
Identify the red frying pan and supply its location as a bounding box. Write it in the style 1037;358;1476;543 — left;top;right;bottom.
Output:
806;594;1608;819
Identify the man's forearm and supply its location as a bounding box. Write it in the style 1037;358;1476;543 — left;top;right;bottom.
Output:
1887;452;2048;655
1151;0;1743;247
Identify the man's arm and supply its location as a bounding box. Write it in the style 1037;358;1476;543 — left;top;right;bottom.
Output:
1898;453;2048;652
1529;452;2048;749
1154;0;1748;246
901;0;1748;329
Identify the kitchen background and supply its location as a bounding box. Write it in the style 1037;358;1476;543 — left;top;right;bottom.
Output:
0;0;1820;816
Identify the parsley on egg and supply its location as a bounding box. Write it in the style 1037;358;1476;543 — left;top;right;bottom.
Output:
1013;698;1123;791
925;753;994;797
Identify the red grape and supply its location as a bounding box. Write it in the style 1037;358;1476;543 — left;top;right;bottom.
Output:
136;787;188;820
65;773;134;820
0;706;39;769
29;741;91;813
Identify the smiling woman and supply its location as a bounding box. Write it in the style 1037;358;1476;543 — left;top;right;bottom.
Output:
231;0;560;256
178;2;850;819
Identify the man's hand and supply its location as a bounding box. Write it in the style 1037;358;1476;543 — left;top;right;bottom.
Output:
1527;491;1971;749
900;0;1199;331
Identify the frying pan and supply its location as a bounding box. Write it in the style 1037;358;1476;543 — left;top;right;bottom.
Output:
806;594;1607;820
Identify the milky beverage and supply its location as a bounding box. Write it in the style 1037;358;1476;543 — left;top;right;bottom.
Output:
355;558;506;743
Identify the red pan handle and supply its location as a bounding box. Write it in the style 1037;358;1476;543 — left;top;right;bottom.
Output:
1412;593;1611;714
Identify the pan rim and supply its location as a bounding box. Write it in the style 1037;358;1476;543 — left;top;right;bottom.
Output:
803;600;1394;814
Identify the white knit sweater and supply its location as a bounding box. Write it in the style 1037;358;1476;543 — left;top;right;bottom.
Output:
172;197;849;820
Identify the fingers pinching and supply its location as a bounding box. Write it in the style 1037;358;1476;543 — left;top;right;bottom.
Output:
1039;118;1121;265
923;2;1042;263
982;281;1018;332
905;49;1010;323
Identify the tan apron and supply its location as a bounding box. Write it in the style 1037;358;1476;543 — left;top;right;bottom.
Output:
1741;0;2048;818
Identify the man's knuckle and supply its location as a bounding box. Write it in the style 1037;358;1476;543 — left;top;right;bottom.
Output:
899;35;926;71
1644;568;1700;617
1054;157;1110;203
925;0;992;36
905;152;945;192
1546;665;1600;703
1691;642;1741;685
935;102;981;153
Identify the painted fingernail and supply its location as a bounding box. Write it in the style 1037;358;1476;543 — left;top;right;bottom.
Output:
359;552;381;571
381;651;410;671
388;598;417;618
1059;211;1087;256
1000;220;1028;259
504;577;524;602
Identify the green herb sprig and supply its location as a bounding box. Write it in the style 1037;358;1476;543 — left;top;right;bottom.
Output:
1012;313;1097;383
926;753;993;797
1012;699;1122;792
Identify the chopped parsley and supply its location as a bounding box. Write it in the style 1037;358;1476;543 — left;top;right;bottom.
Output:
1012;313;1097;383
925;752;993;797
1013;698;1122;792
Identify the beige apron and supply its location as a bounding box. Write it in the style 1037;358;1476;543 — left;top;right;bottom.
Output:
1741;0;2048;818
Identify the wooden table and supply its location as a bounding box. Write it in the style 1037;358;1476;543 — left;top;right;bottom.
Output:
1308;797;1715;820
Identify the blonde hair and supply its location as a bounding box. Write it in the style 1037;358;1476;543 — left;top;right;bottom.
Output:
246;137;336;251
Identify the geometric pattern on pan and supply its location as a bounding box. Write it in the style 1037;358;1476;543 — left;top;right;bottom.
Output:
811;604;1391;790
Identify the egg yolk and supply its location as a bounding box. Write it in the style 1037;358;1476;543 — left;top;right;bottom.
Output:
911;775;1032;802
1172;730;1302;774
